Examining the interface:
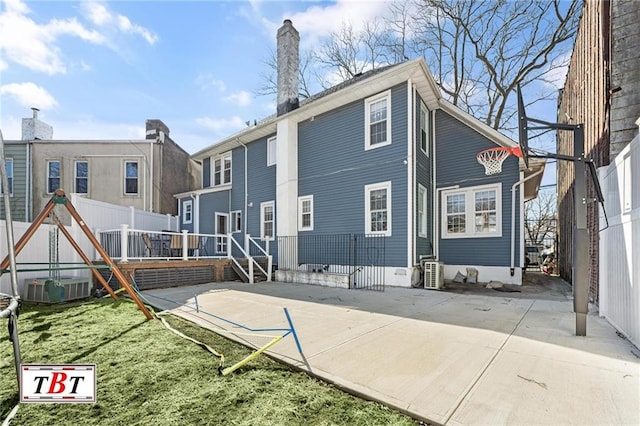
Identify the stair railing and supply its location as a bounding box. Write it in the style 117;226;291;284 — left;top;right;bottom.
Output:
246;235;272;282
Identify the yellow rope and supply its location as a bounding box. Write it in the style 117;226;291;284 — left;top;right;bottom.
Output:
157;312;225;370
221;335;283;376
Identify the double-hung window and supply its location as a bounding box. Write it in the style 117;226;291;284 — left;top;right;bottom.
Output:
213;153;232;186
260;201;275;240
442;184;502;238
2;159;13;195
298;195;313;231
124;161;138;195
47;160;60;194
365;181;392;236
75;161;89;194
182;200;193;224
267;137;277;166
365;91;391;150
418;184;427;237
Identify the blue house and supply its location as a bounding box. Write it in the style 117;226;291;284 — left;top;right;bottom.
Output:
178;20;544;287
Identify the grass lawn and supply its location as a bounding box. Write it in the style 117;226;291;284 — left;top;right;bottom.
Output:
1;298;417;425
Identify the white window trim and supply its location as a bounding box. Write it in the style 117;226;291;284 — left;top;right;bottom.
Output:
231;210;242;233
365;181;392;236
74;160;89;194
182;200;193;224
441;183;502;239
46;160;61;195
418;184;427;238
298;195;314;231
364;90;392;151
260;201;275;241
420;101;429;157
211;152;232;187
124;160;139;195
267;136;277;167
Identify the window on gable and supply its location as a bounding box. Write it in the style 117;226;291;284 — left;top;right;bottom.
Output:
183;200;193;224
298;195;313;231
442;184;502;238
213;153;232;186
365;91;391;150
418;184;427;237
124;161;139;195
1;159;13;195
260;201;275;240
365;181;391;236
47;160;60;194
75;161;88;194
420;102;429;156
267;137;277;166
231;210;242;233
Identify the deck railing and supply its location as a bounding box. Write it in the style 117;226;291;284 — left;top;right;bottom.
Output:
97;226;228;261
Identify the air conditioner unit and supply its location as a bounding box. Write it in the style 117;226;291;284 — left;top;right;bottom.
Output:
421;260;443;290
23;277;92;303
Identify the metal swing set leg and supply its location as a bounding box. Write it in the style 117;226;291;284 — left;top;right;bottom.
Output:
0;189;153;320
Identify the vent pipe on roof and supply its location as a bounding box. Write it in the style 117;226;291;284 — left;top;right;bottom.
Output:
277;19;299;116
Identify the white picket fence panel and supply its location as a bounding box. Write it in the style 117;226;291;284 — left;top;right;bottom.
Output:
1;196;178;297
599;131;640;348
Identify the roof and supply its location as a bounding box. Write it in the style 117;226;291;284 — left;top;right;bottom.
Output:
191;58;441;161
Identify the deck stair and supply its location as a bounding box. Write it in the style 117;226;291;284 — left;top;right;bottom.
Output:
231;257;270;283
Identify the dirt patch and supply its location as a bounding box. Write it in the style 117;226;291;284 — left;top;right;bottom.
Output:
441;272;572;301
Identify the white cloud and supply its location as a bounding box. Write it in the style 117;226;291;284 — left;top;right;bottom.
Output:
0;0;105;74
50;118;144;140
542;51;572;90
195;73;227;92
196;116;245;134
0;58;7;71
0;82;58;109
81;1;158;45
263;0;392;48
223;91;252;107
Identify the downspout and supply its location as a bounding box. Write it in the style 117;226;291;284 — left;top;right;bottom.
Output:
431;110;438;259
190;193;199;234
26;142;31;222
510;168;543;274
149;139;154;212
407;78;414;268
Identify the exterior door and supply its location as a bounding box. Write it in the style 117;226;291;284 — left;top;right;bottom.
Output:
215;213;229;254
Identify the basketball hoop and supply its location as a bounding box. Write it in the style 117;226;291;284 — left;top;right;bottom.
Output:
476;146;523;175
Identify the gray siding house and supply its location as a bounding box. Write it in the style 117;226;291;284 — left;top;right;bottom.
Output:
180;20;544;287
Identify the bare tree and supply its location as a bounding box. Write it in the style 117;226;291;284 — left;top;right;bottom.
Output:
255;47;315;100
413;0;581;131
256;0;580;133
524;189;557;246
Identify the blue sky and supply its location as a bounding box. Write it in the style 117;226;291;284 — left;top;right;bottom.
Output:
0;0;566;186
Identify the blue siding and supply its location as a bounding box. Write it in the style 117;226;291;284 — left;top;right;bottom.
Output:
202;158;210;188
0;143;28;222
178;197;195;233
415;96;434;261
435;110;521;266
298;83;409;267
230;136;277;259
198;190;230;234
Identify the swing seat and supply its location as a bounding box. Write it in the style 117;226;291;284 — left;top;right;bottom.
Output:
44;279;66;303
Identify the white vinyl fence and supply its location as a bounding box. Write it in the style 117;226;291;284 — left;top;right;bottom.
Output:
1;195;178;296
599;128;640;348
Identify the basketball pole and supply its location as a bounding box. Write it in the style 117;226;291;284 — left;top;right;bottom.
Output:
526;118;590;336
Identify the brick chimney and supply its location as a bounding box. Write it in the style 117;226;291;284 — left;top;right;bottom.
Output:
277;19;299;116
21;107;53;140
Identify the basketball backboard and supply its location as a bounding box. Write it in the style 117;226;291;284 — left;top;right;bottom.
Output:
517;85;530;169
